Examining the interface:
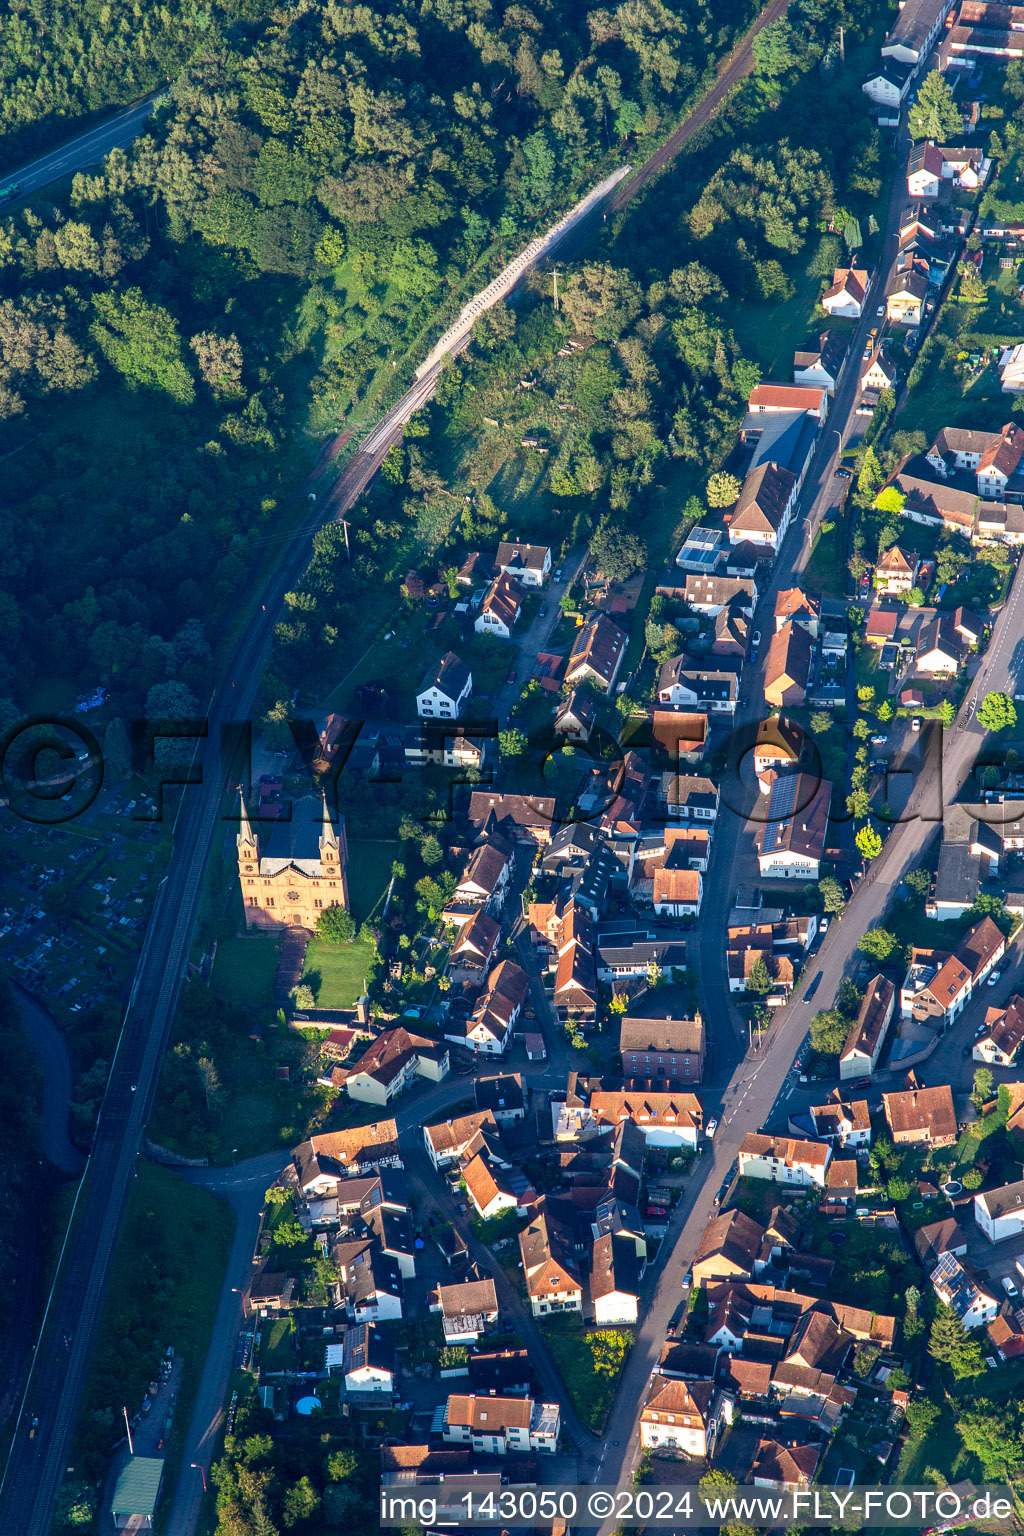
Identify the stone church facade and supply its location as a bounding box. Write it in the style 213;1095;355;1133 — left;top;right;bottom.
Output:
237;793;350;932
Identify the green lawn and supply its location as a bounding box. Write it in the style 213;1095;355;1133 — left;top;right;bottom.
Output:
543;1322;632;1432
347;838;399;924
260;1315;298;1374
302;936;376;1008
73;1161;235;1481
802;512;847;600
212;933;281;1009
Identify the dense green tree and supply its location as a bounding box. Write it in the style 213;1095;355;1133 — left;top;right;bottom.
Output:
909;71;964;142
315;906;356;945
978;692;1017;732
91;288;194;403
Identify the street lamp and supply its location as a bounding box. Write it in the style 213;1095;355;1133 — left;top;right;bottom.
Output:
191;1463;207;1494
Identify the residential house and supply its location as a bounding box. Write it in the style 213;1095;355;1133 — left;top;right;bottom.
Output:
325;1323;396;1396
774;588;820;636
900;948;973;1023
728;462;798;552
930;1251;999;1329
552;904;598;1022
916;615;964;675
292;1122;402;1196
793;333;847;394
881;0;956;66
554;689;597;743
913;1216;967;1269
424;1110;498;1170
453;959;530;1054
840;975;896;1080
454;837;513;912
861;345;897;393
975;1178;1024;1243
692;1208;767;1289
652;867;703;918
926;421;1024;499
738;1133;831;1188
467;792;557;845
974;995;1024;1066
883;1081;958;1145
822;266;868;319
887;264;929;326
752;1440;821;1493
591;1230;642;1324
620;1014;706;1087
907;140;945;200
469;1349;532;1397
435;1277;499;1342
875;544;920;595
863;62;915;111
588;1090;703;1150
417;651;472;720
748;382;828;420
764;624;814;708
755;772;832;880
682;573;757;616
338;1028;449;1107
649;710;708;764
953;606;985;647
475;573;524;638
902;915;1005;1015
565;613;627;694
338;1243;404;1322
442;1394;560;1455
806;1090;873;1149
639;1378;719;1458
988;1304;1024;1361
519;1202;583;1316
659;774;719;823
463;1151;534;1220
475;1073;526;1124
656;656;737;714
494;539;551;587
712;601;749;657
752;716;804;782
450;908;500;973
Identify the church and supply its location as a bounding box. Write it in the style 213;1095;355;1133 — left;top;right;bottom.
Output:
237;792;350;932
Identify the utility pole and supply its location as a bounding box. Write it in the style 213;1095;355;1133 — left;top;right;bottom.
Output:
123;1407;133;1456
838;25;845;63
552;267;559;313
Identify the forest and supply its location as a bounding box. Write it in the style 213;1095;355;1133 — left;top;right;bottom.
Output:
257;0;889;739
0;0;757;738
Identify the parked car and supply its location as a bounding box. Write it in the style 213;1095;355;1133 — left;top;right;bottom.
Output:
987;970;1003;988
834;467;852;479
554;568;563;581
911;717;922;732
1003;1276;1019;1297
819;918;830;933
876;304;885;317
870;734;888;746
751;630;761;648
975;1022;988;1040
705;1118;718;1138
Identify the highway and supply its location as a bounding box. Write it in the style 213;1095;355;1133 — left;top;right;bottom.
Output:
0;96;159;201
0;3;805;1530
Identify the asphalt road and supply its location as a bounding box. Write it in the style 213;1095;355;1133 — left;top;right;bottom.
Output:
0;96;159;201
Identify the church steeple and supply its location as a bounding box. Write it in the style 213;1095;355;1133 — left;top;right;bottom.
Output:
237;789;257;853
320;792;339;853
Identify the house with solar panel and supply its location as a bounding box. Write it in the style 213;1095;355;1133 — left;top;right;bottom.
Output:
754;773;832;880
